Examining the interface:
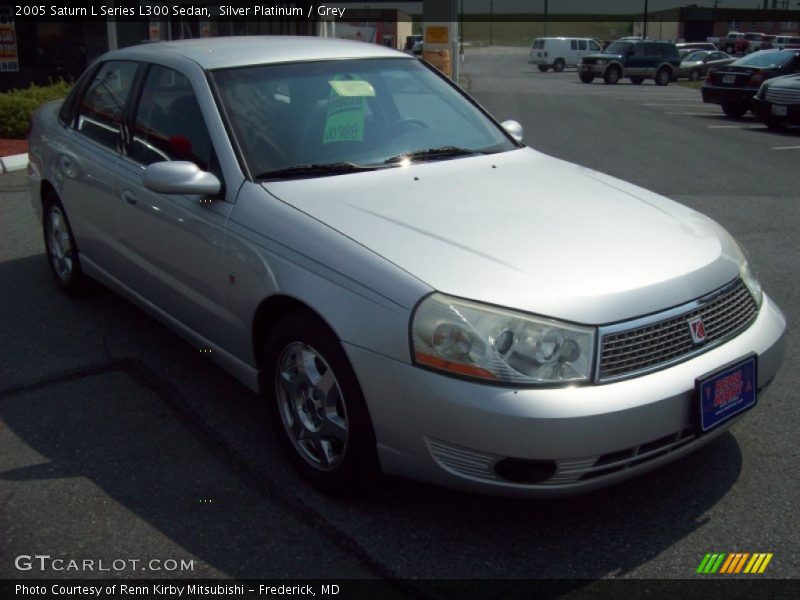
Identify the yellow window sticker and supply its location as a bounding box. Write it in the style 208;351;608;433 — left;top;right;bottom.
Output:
328;80;375;97
323;75;370;144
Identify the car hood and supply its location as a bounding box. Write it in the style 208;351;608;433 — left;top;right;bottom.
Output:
263;148;741;324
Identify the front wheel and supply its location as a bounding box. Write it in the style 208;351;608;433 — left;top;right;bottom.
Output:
722;103;748;118
603;66;621;85
579;73;594;83
655;68;671;86
263;311;379;493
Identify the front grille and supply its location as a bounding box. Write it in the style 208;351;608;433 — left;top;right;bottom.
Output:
765;87;800;104
598;279;757;381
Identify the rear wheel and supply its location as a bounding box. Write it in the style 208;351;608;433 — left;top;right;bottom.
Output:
630;76;644;85
603;66;621;85
553;58;565;73
725;44;735;54
537;64;549;72
689;69;700;81
655;68;671;86
579;73;594;83
263;311;379;494
722;103;748;118
43;193;87;296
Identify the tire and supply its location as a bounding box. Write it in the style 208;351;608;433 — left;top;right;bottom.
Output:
630;76;644;85
537;64;549;72
43;192;87;296
655;68;671;86
689;69;700;82
263;311;379;494
603;66;621;85
579;73;594;83
553;59;565;73
722;103;748;118
725;44;734;54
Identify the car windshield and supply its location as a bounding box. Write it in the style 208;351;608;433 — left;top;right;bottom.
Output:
735;51;794;68
604;42;633;54
212;58;516;178
684;51;708;62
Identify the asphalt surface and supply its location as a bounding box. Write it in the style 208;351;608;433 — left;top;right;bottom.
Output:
1;46;798;583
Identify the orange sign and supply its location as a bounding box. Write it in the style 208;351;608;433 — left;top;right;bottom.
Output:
425;26;449;44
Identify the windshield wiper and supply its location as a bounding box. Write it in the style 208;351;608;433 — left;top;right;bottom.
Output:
255;162;385;180
384;146;486;165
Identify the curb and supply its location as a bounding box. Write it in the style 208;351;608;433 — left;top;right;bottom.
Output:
1;153;28;173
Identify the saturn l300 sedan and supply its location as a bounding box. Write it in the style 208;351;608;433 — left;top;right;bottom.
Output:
27;37;786;496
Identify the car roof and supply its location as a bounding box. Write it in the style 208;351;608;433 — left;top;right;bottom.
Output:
105;36;410;70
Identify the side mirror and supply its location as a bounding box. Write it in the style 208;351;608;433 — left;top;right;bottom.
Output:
143;161;221;196
501;119;524;142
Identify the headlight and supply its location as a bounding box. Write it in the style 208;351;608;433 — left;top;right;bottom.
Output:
411;294;595;385
731;239;763;308
741;259;763;308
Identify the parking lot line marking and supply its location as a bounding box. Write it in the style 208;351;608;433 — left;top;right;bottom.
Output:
665;111;721;115
772;145;800;150
643;103;705;106
707;125;765;129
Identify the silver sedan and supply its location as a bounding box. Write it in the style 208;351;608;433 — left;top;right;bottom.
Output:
28;37;786;496
677;50;735;81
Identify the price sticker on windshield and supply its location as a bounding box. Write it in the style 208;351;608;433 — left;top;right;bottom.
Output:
323;76;370;144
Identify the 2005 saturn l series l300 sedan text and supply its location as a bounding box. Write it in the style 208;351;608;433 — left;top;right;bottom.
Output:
27;37;786;496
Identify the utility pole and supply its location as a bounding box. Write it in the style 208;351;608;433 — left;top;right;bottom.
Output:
544;0;548;37
643;0;649;39
489;0;493;45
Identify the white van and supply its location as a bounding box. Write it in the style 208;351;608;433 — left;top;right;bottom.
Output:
529;37;604;72
774;35;800;50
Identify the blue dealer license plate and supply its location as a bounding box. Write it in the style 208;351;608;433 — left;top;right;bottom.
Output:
697;355;757;432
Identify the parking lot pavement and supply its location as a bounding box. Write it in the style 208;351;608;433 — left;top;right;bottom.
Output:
1;45;799;582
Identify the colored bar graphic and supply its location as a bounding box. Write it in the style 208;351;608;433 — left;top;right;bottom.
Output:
700;552;773;574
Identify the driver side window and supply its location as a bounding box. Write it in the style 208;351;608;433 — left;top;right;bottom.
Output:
129;65;214;171
76;61;138;151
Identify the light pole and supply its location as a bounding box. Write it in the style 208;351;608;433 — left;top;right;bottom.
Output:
643;0;649;40
544;0;548;37
489;0;493;45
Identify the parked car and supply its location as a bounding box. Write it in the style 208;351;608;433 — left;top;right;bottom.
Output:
578;40;680;85
717;32;749;55
405;34;423;55
529;37;603;72
773;35;800;50
676;50;735;81
753;73;800;129
702;49;800;117
28;37;786;496
676;42;717;57
743;33;773;53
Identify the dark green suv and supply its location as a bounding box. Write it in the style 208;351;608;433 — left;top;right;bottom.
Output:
578;40;681;85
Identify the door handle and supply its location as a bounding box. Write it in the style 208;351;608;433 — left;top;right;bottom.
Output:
59;155;76;178
122;190;138;205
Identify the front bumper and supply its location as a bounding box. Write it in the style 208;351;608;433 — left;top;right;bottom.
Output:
578;63;608;76
346;294;786;497
702;85;757;105
753;97;800;125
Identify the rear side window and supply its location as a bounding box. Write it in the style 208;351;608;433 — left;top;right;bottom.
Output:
129;65;213;171
579;40;587;50
76;61;138;151
571;40;577;50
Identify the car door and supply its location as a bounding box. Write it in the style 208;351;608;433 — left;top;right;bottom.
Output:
113;63;233;347
626;43;648;76
57;60;140;275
